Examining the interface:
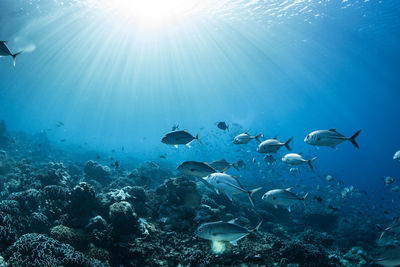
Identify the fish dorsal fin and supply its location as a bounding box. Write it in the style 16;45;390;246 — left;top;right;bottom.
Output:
286;187;293;192
329;129;337;132
228;218;238;224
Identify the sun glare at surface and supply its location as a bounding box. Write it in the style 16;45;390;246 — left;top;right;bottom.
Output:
98;0;200;27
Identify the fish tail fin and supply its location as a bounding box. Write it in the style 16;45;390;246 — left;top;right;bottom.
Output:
307;157;317;172
232;160;240;171
255;133;263;143
247;187;262;208
12;51;22;66
252;220;263;232
196;132;202;144
285;137;293;151
348;130;361;149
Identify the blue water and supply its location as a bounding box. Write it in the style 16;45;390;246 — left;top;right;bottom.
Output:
0;0;399;195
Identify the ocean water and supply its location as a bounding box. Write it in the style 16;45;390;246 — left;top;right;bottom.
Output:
0;0;400;266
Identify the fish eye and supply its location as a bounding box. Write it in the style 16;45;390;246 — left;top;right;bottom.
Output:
273;197;276;200
317;137;321;141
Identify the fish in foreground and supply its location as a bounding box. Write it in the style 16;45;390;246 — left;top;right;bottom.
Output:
374;246;400;267
0;41;22;66
257;137;293;154
394;151;400;161
217;121;228;131
177;161;218;177
262;188;308;212
282;153;317;171
377;216;400;240
304;129;361;149
204;173;262;207
233;133;263;144
195;219;262;245
208;159;241;172
161;130;201;148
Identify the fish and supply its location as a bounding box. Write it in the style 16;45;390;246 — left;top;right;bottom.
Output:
374;247;400;267
263;155;276;164
384;176;395;186
177;161;218;177
208;159;241;172
394;151;400;161
391;186;399;192
281;153;317;171
304;129;361;149
257;137;293;154
261;188;308;212
377;216;400;240
217;122;228;131
172;124;179;131
233;133;262;144
161;130;201;148
204;173;262;207
326;175;334;182
0;41;22;66
195;219;262;245
160;154;168;159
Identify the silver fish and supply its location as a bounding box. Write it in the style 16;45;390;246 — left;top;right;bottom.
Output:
304;129;361;149
204;173;262;207
0;41;22;66
233;133;262;144
257;137;293;154
262;188;308;212
177;161;217;177
394;150;400;161
161;130;200;148
282;153;317;171
195;219;262;245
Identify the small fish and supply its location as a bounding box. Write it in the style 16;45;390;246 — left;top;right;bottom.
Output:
172;124;179;131
217;122;228;131
96;156;101;160
282;153;317;171
328;205;339;212
263;155;276;164
160;154;168;159
257;137;293;154
195;219;262;246
205;173;262;207
233;133;262;144
384;176;395;186
325;175;334;182
374;247;400;267
177;161;218;177
391;186;399;192
0;41;22;66
394;150;400;161
304;129;361;149
313;196;323;203
113;160;120;169
262;188;308;212
208;159;241;172
60;139;66;142
161;130;201;148
56;121;65;127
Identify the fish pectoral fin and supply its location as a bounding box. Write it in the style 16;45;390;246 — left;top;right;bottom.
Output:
229;235;247;246
274;204;278;209
287;206;292;212
186;143;192;148
225;194;233;201
228;218;238;224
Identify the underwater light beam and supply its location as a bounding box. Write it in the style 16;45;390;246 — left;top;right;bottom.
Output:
98;0;199;27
